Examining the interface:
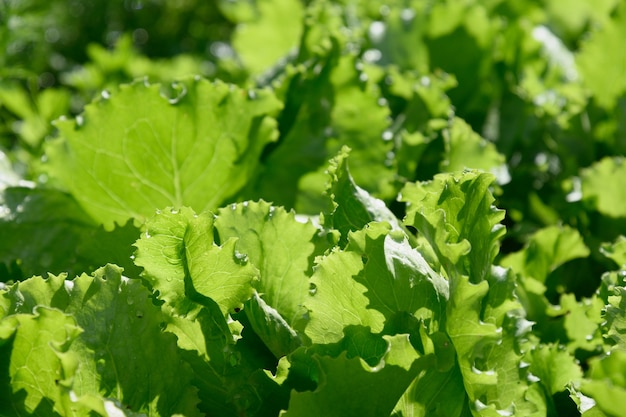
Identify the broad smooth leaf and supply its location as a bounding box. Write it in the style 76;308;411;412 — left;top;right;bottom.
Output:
47;78;282;229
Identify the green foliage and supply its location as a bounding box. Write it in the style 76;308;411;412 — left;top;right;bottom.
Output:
2;0;626;416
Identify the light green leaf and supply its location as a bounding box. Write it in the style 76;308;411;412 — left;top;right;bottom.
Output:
600;236;626;268
134;206;258;318
304;243;383;344
446;270;540;416
0;186;141;281
183;214;259;317
391;359;467;417
66;265;200;416
401;171;506;283
528;344;583;395
305;222;448;344
165;300;284;417
581;350;626;417
232;0;304;75
576;1;626;109
500;225;590;283
560;293;605;353
323;147;405;247
134;207;208;317
581;157;626;218
1;264;202;416
0;187;96;280
46;78;282;229
282;334;423;417
599;270;626;349
214;200;325;355
250;24;394;213
441;118;509;185
0;307;82;416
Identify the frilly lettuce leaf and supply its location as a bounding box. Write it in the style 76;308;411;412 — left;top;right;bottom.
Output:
134;206;258;318
0;264;201;416
401;170;506;283
214;200;328;356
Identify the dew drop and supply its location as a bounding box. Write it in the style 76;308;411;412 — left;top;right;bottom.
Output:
136;311;144;319
231;203;237;210
155;208;161;214
268;206;276;218
76;115;84;126
101;89;111;99
130;255;136;260
170;208;179;214
242;201;249;208
127;297;134;305
234;251;248;264
309;283;317;295
144;231;151;239
167;82;187;104
377;97;388;107
359;72;369;83
382;130;393;141
247;90;257;100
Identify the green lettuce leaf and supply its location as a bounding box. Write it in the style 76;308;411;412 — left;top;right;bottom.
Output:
322;147;405;247
599;269;626;350
581;350;626;417
600;236;626;268
441;118;509;185
0;307;82;416
0;264;201;416
46;78;282;229
248;5;395;213
401;171;506;283
500;225;590;284
0;186;141;282
214;200;327;356
528;344;582;396
231;0;304;75
304;221;448;344
581;157;626;218
134;206;258;318
576;1;626;109
283;334;423;417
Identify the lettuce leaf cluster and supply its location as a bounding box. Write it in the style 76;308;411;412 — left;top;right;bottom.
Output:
2;1;626;416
